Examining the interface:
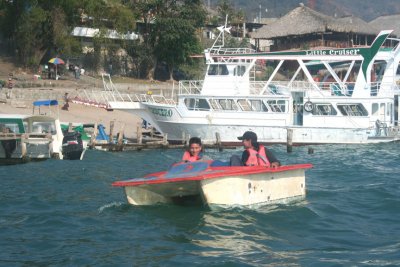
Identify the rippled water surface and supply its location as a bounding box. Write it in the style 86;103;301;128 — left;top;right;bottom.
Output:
1;144;399;266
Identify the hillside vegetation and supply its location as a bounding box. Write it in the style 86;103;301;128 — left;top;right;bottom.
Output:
205;0;400;22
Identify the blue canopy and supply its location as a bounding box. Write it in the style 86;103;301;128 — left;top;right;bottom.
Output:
33;100;58;106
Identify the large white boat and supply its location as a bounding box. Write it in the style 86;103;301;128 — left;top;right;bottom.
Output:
103;28;400;145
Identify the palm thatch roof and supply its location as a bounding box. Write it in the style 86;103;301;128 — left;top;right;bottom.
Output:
252;4;379;39
369;14;400;36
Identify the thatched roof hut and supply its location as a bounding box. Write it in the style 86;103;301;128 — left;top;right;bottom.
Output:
252;4;379;39
251;4;381;51
334;16;380;35
369;14;400;36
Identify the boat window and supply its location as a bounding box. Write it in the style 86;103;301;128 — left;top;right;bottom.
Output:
218;99;238;110
33;122;57;134
237;99;252;111
372;103;379;116
209;99;222;110
311;103;337;116
248;100;268;111
184;98;210;111
337;104;368;116
207;64;229;76
185;98;195;110
387;103;392;117
265;100;287;112
0;123;21;134
197;99;210;110
234;66;246;76
380;103;385;116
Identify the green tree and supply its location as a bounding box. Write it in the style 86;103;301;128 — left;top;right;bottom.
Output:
217;0;235;22
73;0;137;73
0;0;136;69
150;0;206;80
216;0;246;37
0;0;81;67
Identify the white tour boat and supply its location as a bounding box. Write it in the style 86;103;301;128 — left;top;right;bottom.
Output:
103;28;400;145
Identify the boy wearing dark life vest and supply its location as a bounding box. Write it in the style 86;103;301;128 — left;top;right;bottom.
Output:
235;131;280;168
182;137;204;162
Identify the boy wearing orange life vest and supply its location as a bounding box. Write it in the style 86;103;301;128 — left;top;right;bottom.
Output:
182;137;204;162
237;131;280;168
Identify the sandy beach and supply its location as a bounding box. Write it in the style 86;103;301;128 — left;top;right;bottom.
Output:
0;101;141;138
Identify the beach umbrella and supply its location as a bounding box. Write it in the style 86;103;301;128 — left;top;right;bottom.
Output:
48;57;65;79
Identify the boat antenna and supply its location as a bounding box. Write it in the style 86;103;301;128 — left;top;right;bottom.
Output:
210;15;231;53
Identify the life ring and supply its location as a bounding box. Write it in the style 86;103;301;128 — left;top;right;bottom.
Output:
304;101;314;112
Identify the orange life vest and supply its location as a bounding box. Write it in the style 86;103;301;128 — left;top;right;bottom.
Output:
245;145;270;167
182;151;200;162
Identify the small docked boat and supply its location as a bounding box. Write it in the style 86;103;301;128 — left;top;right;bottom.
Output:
61;131;84;160
112;161;312;209
0;113;64;163
61;123;110;150
0;100;86;163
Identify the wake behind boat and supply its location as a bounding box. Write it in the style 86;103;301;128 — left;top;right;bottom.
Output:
101;28;400;145
113;160;312;209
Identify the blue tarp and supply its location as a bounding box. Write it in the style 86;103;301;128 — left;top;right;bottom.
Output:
96;124;109;141
33;100;58;106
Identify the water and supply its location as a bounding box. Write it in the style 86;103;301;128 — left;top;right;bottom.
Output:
1;144;399;266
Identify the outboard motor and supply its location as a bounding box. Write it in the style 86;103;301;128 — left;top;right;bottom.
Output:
62;132;83;160
1;139;17;159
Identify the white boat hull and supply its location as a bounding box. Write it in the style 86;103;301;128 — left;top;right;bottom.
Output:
0;139;52;160
124;180;199;205
200;168;305;208
108;101;400;144
119;165;309;209
133;119;398;144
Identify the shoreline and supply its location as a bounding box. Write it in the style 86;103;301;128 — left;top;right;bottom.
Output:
0;78;173;139
0;100;141;139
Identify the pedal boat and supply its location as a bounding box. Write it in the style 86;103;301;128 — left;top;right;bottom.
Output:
112;161;313;208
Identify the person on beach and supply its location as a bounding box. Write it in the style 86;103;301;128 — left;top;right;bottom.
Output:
231;131;280;168
6;77;14;99
62;92;69;111
182;137;205;162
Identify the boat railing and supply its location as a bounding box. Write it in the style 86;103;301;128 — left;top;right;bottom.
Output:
209;47;256;56
70;89;111;109
100;91;135;103
176;79;400;98
142;94;176;105
250;81;286;95
372;82;400;96
262;81;323;96
0;132;52;141
261;81;344;97
325;82;354;96
100;91;175;105
179;80;203;94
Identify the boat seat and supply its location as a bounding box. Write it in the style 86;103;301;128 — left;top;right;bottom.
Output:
330;84;345;96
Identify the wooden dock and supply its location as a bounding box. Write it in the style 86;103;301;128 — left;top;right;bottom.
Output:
87;121;237;152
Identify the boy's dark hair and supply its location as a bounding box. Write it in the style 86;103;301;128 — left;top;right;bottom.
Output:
189;137;202;146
